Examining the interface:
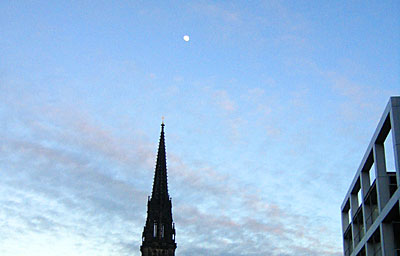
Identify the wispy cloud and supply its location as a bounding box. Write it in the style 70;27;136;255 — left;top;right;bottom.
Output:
0;94;342;255
191;2;241;24
213;89;236;112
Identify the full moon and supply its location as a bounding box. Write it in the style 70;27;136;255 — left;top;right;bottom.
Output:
183;35;190;42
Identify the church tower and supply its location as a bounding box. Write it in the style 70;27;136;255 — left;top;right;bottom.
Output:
140;122;176;256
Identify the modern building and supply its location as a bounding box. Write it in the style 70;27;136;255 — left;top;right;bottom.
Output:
341;96;400;256
140;122;177;256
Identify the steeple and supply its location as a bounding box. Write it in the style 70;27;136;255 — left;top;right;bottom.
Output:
140;122;176;256
151;122;169;203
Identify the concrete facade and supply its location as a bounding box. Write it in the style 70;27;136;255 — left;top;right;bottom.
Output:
341;96;400;256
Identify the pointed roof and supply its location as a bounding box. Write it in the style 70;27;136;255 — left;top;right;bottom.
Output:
151;122;169;202
141;122;176;253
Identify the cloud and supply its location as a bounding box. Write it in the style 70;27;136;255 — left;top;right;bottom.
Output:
0;97;157;255
0;84;342;256
168;155;342;255
213;90;236;112
192;2;241;24
329;73;383;119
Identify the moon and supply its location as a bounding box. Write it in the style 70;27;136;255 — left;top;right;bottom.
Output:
183;35;190;42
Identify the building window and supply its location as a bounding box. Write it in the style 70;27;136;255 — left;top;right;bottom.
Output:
353;208;364;245
357;189;362;207
344;226;353;256
383;130;395;173
369;163;376;186
368;228;381;256
153;222;157;237
364;183;378;230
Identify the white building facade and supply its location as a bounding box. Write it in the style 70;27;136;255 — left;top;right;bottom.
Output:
341;96;400;256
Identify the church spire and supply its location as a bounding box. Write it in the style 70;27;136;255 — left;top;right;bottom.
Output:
151;122;169;202
140;122;176;256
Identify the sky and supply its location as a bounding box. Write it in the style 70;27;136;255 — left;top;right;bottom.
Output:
0;1;399;255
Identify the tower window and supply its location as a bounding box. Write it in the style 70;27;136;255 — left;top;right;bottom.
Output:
153;222;157;237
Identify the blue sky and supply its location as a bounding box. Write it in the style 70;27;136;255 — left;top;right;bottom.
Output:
0;1;399;255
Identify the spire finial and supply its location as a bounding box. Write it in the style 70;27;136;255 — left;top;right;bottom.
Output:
161;116;165;126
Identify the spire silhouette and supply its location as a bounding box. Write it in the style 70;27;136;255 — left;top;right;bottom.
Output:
151;122;169;203
140;122;176;256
